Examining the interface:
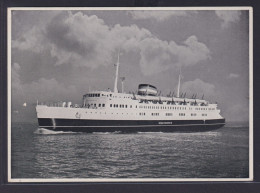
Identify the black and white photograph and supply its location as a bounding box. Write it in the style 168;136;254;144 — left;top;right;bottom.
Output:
8;7;253;182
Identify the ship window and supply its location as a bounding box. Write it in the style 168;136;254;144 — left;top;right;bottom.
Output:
102;104;105;107
110;104;112;107
136;105;137;108
130;105;132;108
94;104;96;107
114;104;116;107
98;94;100;97
110;94;112;97
99;104;101;107
125;105;127;108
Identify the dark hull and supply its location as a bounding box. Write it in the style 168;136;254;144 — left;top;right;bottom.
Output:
38;118;225;133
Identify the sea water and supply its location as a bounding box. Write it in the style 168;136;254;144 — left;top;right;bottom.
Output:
11;122;249;179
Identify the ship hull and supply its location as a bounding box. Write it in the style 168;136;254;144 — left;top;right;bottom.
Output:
37;118;225;133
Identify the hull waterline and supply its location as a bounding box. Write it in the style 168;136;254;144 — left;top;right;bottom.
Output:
38;118;225;133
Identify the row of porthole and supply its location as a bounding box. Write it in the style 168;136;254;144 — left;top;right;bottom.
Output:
140;106;187;110
84;111;208;116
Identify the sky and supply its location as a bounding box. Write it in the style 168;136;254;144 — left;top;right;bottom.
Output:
10;9;250;123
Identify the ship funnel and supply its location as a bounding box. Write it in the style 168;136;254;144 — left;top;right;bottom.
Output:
113;52;120;93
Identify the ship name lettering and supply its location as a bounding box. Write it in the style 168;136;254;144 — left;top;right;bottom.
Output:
158;122;172;125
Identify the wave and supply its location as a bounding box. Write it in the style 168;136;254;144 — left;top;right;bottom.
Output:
34;128;76;135
137;132;164;134
92;131;122;134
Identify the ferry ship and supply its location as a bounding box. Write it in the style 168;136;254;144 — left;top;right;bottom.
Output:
36;54;225;132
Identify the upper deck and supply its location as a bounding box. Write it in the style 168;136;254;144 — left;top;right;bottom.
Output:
82;90;217;108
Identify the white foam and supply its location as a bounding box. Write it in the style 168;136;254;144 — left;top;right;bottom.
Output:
92;131;122;134
137;132;164;134
92;132;111;135
34;128;76;135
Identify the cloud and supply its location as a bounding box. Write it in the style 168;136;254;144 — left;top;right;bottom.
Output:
139;36;211;75
128;10;188;21
11;63;77;108
215;11;241;28
12;63;22;92
228;73;239;78
12;26;46;52
12;11;210;76
181;79;215;98
226;103;249;122
13;11;152;68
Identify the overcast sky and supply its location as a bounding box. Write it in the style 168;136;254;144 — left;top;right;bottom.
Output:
11;9;250;123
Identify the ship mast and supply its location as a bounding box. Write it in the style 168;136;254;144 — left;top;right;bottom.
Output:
177;67;182;98
120;77;125;93
113;52;120;93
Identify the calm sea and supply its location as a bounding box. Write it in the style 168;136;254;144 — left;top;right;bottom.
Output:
11;122;249;179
